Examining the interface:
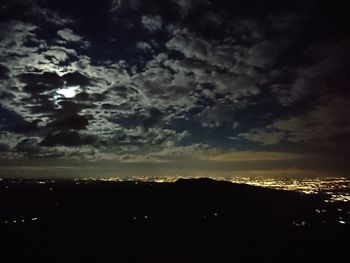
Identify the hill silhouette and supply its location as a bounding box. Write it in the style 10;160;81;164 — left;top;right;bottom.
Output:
0;178;349;262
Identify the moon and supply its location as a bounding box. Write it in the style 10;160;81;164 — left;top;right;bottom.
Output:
55;86;80;98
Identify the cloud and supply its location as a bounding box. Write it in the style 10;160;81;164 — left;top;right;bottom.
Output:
57;28;83;42
166;33;209;61
119;144;306;163
245;39;288;68
239;130;286;145
136;41;153;52
267;13;302;35
0;132;27;149
41;131;97;147
19;72;63;93
272;95;350;143
199;104;236;128
163;27;272;101
0;6;292;162
110;0;122;12
268;39;350;105
0;0;349;172
150;144;219;160
62;72;91;86
141;15;163;32
166;26;288;72
240;94;350;152
197;11;223;29
172;0;208;17
0;64;10;79
142;107;163;130
46;115;89;130
0;20;79;82
110;0;140;13
208;151;305;161
0;20;39;57
1;0;74;26
0;143;10;152
15;138;41;155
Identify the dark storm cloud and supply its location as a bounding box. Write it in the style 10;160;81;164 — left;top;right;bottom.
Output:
143;107;163;130
10;120;40;134
0;64;10;79
110;0;141;13
0;0;349;166
41;131;97;147
108;105;164;131
0;0;74;26
63;72;91;86
240;95;350;149
46;115;89;130
0;143;10;152
19;72;63;93
0;106;39;134
255;37;350;106
172;0;208;17
15;138;41;155
21;94;56;115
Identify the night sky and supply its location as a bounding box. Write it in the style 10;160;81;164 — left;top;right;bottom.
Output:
0;0;349;178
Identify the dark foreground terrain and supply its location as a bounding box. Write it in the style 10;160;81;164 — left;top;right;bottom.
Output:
0;178;349;262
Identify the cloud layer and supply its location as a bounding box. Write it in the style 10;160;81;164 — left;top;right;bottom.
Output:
0;0;349;177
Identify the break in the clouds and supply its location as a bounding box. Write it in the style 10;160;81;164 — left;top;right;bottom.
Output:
0;0;350;178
